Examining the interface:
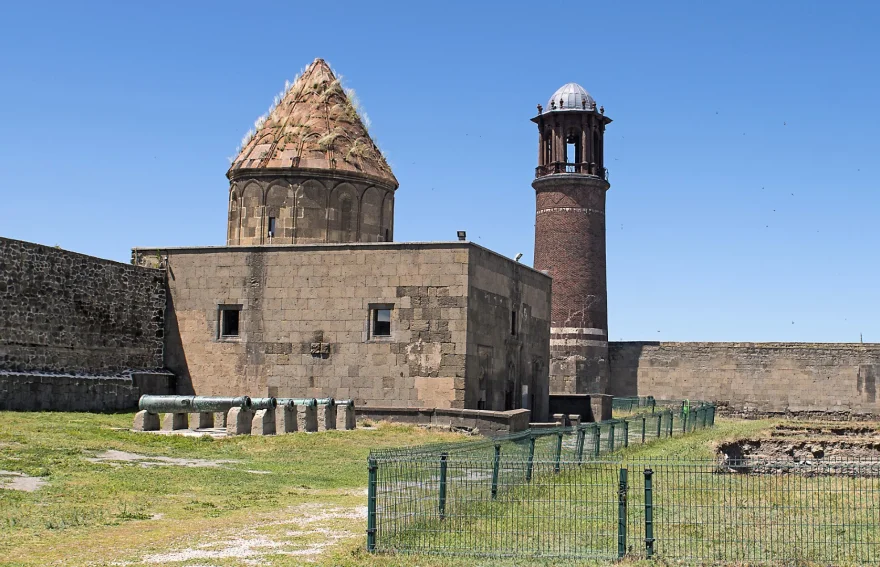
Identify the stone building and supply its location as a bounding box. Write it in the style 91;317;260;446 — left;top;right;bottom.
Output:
133;242;550;418
531;83;612;395
131;59;553;420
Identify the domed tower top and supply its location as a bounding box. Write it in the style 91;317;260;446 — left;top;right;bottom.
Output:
532;82;611;178
546;82;596;112
226;58;398;246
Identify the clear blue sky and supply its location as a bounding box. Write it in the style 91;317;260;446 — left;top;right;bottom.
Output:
1;1;877;343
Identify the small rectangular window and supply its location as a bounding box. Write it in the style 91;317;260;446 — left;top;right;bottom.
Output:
219;305;241;338
267;217;276;237
373;308;391;337
511;310;517;336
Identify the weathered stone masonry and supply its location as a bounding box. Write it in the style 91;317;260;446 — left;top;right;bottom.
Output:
0;237;170;410
134;242;552;420
0;237;165;373
609;342;880;416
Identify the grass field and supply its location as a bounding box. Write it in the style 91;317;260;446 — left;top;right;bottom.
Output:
0;411;467;566
5;412;871;567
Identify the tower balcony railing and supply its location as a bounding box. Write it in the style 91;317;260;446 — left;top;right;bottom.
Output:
535;162;608;180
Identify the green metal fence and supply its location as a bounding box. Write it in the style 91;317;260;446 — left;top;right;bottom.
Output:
369;400;721;559
367;402;880;564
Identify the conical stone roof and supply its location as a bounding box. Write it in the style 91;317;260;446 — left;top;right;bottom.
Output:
227;59;397;189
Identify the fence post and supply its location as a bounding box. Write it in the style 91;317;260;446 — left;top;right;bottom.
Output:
709;405;716;425
608;421;616;451
702;406;708;428
655;413;662;439
576;426;586;463
592;424;601;458
681;410;688;434
623;420;629;448
554;430;563;473
438;452;448;520
644;467;654;558
491;443;501;499
525;435;536;483
667;410;673;437
641;416;646;444
367;457;378;552
618;467;628;559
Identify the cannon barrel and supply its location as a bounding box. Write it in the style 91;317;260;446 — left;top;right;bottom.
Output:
335;399;354;407
277;398;317;408
139;395;252;413
249;397;278;410
190;396;251;412
315;397;335;407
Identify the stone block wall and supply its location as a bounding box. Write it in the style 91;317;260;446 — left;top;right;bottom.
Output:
228;174;395;246
0;237;166;374
609;341;880;416
135;242;551;419
0;371;174;411
467;246;551;420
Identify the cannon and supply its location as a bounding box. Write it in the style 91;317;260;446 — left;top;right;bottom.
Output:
335;399;354;407
314;397;335;407
249;397;278;411
138;395;251;413
277;398;317;408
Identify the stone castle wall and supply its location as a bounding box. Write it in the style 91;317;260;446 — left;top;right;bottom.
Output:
609;341;880;416
0;371;173;412
135;242;551;418
0;237;166;374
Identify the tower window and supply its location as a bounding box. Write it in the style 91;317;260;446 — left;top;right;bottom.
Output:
511;310;517;336
267;217;276;237
218;305;242;338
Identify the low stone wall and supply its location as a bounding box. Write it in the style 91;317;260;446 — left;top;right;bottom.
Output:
609;342;880;417
0;371;174;411
357;407;531;436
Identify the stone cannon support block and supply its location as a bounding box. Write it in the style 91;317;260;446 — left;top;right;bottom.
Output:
336;405;356;430
226;407;253;435
552;413;567;427
133;410;159;431
318;404;337;431
568;414;581;427
195;412;214;429
252;409;276;435
215;411;228;428
162;412;188;431
276;406;298;433
589;394;613;422
297;405;317;432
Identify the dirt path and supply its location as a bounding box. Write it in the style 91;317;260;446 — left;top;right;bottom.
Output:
111;501;366;566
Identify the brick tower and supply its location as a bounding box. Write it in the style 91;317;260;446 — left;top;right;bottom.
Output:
226;58;398;246
531;83;612;395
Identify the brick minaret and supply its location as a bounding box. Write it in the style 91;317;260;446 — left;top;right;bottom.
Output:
531;83;612;395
